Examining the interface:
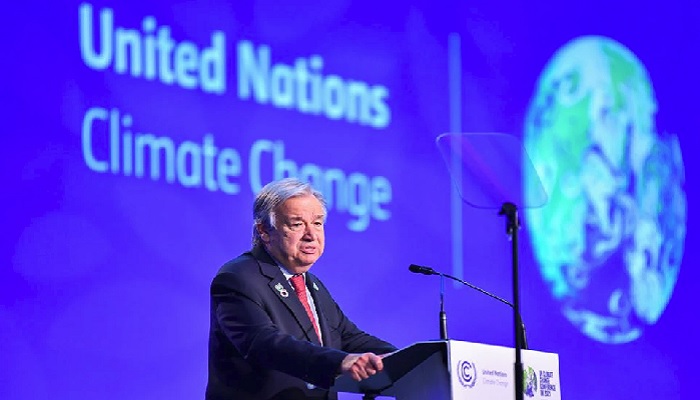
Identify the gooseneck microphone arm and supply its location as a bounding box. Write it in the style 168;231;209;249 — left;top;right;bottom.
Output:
439;274;448;340
408;264;529;349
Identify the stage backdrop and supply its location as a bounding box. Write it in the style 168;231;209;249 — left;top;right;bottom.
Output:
2;1;695;399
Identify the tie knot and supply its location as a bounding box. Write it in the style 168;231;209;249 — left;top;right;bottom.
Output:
290;274;306;292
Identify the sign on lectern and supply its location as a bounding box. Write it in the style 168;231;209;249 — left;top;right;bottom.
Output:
333;340;561;400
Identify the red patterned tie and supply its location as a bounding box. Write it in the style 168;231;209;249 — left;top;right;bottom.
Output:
289;274;321;342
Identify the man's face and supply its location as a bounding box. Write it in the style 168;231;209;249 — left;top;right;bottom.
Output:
260;194;326;274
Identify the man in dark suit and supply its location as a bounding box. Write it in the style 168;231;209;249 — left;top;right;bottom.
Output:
206;178;397;400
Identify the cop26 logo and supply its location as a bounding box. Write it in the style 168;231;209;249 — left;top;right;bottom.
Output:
523;366;538;397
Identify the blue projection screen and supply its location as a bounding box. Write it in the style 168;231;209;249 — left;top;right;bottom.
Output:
2;1;695;399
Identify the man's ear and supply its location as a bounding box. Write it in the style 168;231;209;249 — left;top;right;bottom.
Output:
256;223;270;243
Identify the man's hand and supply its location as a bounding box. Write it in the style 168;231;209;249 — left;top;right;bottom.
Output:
340;352;385;381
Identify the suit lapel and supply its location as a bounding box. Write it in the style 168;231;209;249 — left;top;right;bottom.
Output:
306;273;332;347
253;246;322;345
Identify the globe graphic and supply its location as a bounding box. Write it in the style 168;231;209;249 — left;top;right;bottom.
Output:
523;36;686;344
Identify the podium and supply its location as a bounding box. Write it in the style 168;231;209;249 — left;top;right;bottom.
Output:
332;340;561;400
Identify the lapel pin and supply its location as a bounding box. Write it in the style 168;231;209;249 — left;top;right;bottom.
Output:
274;282;289;298
312;282;319;291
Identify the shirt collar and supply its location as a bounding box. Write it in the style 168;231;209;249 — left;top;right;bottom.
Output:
278;265;303;280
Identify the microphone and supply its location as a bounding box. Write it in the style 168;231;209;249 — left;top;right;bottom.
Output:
408;264;529;349
408;264;438;275
409;264;447;339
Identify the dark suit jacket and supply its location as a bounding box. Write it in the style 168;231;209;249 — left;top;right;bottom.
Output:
206;245;396;400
